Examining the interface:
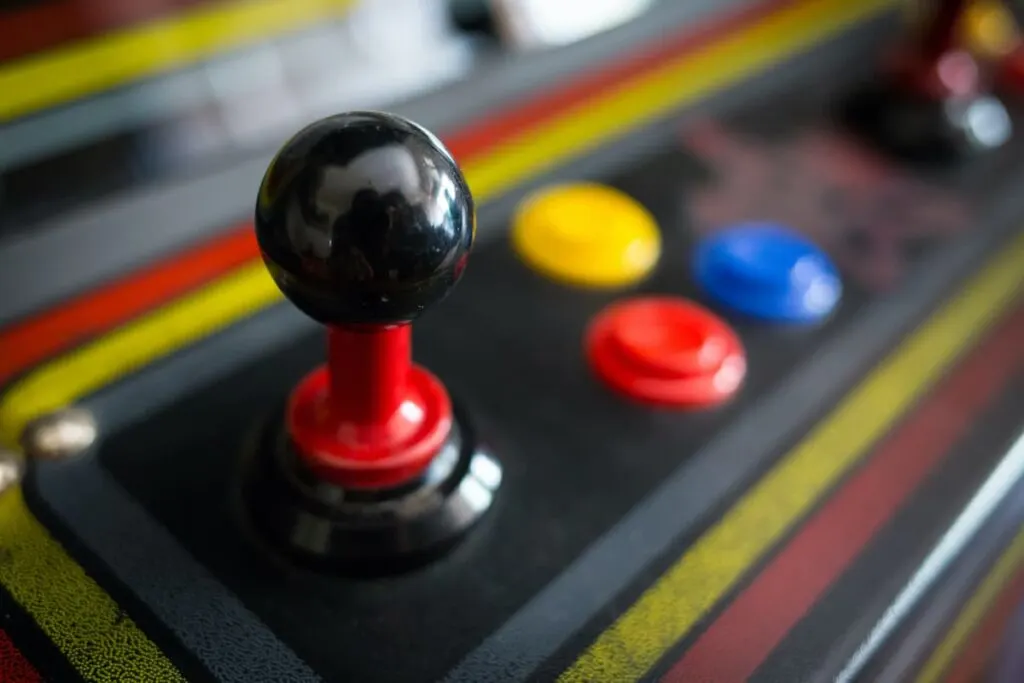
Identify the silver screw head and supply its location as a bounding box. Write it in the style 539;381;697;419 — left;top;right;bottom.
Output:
0;448;23;494
21;407;97;461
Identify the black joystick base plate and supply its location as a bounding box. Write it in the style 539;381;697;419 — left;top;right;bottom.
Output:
842;80;1012;163
235;399;502;576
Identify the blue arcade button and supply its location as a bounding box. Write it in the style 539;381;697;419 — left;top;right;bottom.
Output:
693;223;842;323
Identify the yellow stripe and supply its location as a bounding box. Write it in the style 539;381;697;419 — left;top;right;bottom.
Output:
462;0;896;202
559;235;1024;682
0;0;353;122
916;527;1024;683
0;262;280;447
0;486;185;681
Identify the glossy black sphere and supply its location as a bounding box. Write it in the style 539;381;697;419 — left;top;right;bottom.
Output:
255;111;475;325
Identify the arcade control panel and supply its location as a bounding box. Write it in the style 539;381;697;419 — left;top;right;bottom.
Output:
1;1;1023;682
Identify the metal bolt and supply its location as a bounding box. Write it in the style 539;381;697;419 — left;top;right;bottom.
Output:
21;407;97;461
0;449;22;494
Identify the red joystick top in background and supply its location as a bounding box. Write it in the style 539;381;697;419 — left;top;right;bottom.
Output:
254;111;475;489
889;0;981;99
911;0;967;60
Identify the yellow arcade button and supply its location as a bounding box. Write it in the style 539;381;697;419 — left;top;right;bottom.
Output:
511;183;661;288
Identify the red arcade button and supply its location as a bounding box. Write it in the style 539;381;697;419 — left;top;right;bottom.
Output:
585;297;746;408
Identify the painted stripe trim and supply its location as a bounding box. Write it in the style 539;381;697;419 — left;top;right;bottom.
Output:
0;229;258;387
557;234;1024;683
0;261;278;447
916;528;1024;682
0;487;185;681
0;0;353;122
664;305;1024;682
945;566;1024;683
0;0;206;62
34;462;321;682
836;432;1024;683
442;0;791;161
457;0;895;204
0;627;42;683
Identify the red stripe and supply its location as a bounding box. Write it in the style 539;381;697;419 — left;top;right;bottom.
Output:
944;569;1024;683
0;0;795;385
0;0;208;63
443;0;792;161
662;306;1024;683
0;228;258;386
0;628;42;683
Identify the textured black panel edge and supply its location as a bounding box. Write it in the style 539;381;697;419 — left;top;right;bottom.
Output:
863;477;1024;683
0;580;79;683
17;467;215;683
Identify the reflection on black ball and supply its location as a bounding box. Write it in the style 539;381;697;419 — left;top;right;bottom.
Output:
255;111;475;325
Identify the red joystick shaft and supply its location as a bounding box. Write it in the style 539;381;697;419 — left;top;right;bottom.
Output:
328;326;411;430
286;324;454;490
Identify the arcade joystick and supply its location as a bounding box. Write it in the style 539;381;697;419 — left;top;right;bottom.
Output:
236;111;502;574
844;0;1012;161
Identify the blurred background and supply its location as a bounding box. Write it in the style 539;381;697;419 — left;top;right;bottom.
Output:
0;0;679;235
1;2;1023;682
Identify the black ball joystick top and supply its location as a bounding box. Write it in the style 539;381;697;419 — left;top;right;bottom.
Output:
239;112;501;572
255;111;474;325
252;110;475;490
